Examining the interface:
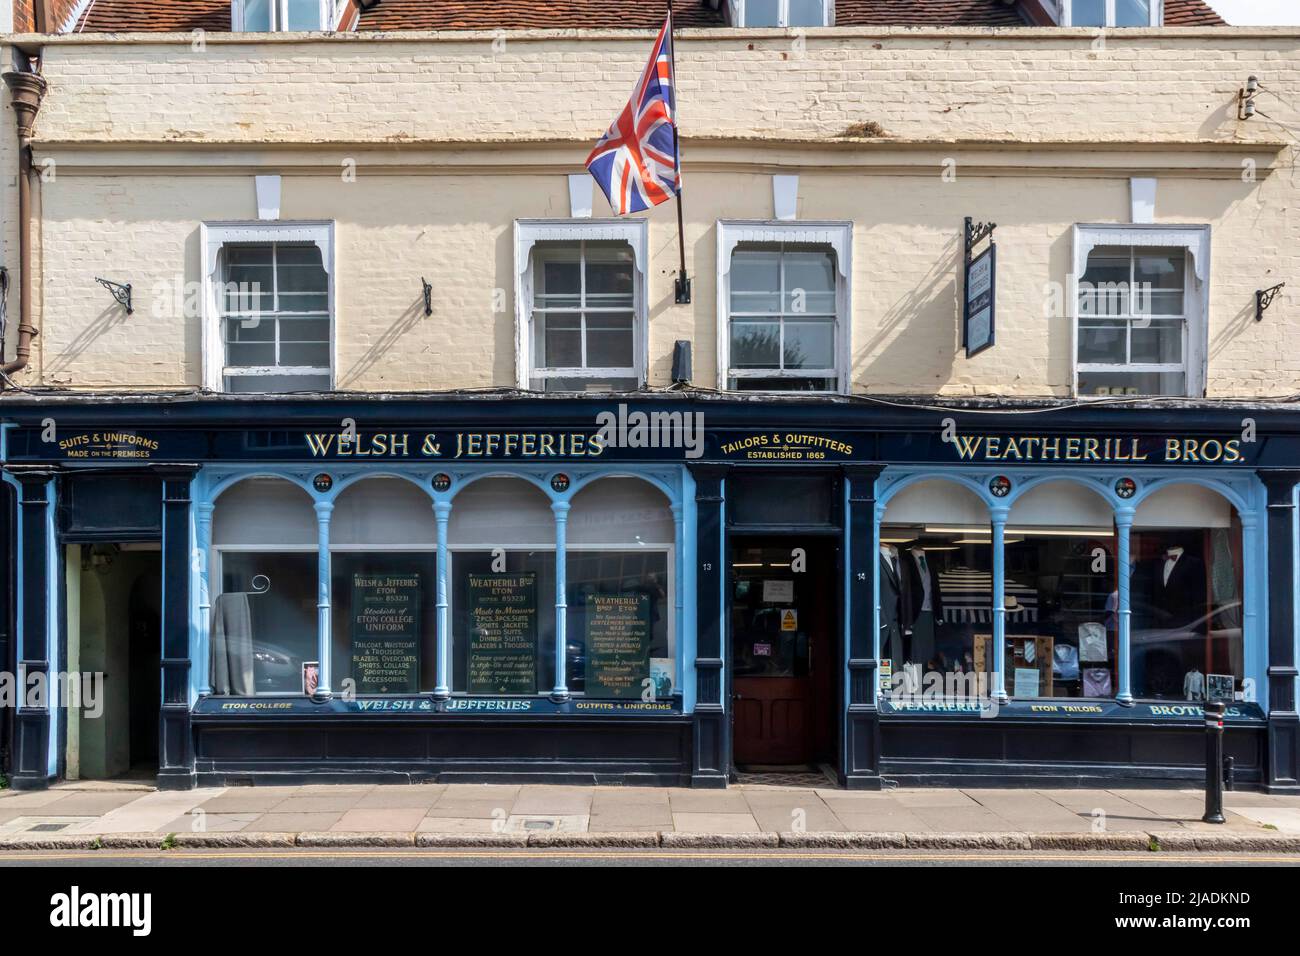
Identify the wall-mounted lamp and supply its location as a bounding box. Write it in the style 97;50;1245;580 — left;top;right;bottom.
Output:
421;277;433;317
1239;75;1260;120
1256;282;1285;322
95;277;133;315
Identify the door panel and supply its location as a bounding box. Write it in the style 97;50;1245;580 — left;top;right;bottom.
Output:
729;539;835;767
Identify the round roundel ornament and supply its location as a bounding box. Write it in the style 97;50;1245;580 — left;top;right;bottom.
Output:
550;473;571;493
313;473;334;493
432;473;452;493
1115;477;1137;499
988;475;1012;498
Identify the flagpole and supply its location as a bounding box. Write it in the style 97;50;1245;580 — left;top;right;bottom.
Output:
668;1;691;304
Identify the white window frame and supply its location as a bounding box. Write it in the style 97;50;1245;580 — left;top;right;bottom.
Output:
716;220;852;395
1071;223;1210;399
231;0;330;32
1060;0;1162;27
514;219;649;392
201;221;336;393
732;0;833;27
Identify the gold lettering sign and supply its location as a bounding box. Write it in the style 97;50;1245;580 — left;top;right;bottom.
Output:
304;431;607;459
949;435;1243;465
58;432;160;460
718;432;854;461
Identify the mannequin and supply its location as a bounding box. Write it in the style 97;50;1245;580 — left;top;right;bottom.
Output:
1133;538;1207;629
901;546;944;670
1184;668;1205;701
878;544;906;677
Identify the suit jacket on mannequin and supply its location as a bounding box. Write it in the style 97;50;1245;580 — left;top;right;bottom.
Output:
878;546;906;669
1134;546;1207;629
900;547;944;668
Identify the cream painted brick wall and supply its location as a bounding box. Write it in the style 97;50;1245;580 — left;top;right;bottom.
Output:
16;30;1300;397
29;30;1300;145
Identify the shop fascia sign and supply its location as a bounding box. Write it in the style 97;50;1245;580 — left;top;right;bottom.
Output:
943;434;1248;466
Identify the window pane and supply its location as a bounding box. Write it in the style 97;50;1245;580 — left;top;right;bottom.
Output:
730;250;782;314
1005;483;1118;699
535;245;581;309
452;551;556;695
783;319;835;369
285;0;323;30
745;0;781;26
278;316;330;343
241;0;273;30
585;312;635;368
279;342;331;367
223;245;274;314
880;486;993;705
536;312;582;368
1132;498;1242;702
1133;250;1185;317
332;553;437;695
226;342;277;367
584;243;635;303
1115;0;1151;26
730;376;836;391
566;551;670;697
1077;370;1186;397
1130;318;1184;365
1077;320;1126;364
225;373;331;393
1071;0;1107;26
783;251;836;313
787;0;825;26
225;315;275;343
731;321;781;368
276;245;329;312
215;551;317;695
1079;252;1130;317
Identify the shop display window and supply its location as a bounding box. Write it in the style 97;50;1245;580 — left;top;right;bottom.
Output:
211;478;318;696
1131;484;1244;701
565;478;675;698
1004;482;1117;699
330;478;437;695
880;480;993;701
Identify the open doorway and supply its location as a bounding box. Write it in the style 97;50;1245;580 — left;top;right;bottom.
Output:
729;536;840;775
65;543;161;781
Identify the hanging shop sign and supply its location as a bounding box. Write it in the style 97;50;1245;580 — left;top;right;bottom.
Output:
350;572;421;695
467;572;538;696
963;217;997;359
585;593;652;700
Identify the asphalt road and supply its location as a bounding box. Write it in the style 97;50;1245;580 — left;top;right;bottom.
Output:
0;848;1296;866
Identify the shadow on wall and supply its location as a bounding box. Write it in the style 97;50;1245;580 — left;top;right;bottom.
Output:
853;231;960;392
44;303;130;381
337;297;426;388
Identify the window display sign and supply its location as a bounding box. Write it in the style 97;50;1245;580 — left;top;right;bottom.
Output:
964;244;996;358
350;573;422;694
586;593;652;699
467;572;538;695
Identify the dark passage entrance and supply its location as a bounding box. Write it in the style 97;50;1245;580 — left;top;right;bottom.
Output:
729;537;839;769
67;544;161;780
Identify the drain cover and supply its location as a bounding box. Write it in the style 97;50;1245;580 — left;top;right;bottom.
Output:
28;823;69;833
523;820;554;831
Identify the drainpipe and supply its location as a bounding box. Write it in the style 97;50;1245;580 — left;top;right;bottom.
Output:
1;69;47;384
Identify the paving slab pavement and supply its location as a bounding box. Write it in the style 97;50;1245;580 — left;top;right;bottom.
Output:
0;781;1293;851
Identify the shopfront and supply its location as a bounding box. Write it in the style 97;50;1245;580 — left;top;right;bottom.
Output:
2;395;1299;791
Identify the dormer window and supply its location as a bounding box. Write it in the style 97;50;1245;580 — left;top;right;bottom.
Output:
738;0;830;28
233;0;329;32
1062;0;1161;27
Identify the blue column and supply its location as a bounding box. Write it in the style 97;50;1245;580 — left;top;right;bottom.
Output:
156;465;199;789
314;500;333;699
551;500;570;702
8;470;55;789
434;499;452;700
1115;506;1134;705
195;501;214;696
991;504;1009;704
672;502;684;699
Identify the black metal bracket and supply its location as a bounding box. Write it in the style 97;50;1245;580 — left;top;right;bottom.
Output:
95;277;133;315
675;273;692;305
964;217;996;264
1256;282;1285;322
421;277;433;317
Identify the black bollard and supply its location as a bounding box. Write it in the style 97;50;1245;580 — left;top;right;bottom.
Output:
1203;701;1226;825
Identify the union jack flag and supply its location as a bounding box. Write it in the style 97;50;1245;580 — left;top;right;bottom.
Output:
585;13;681;215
